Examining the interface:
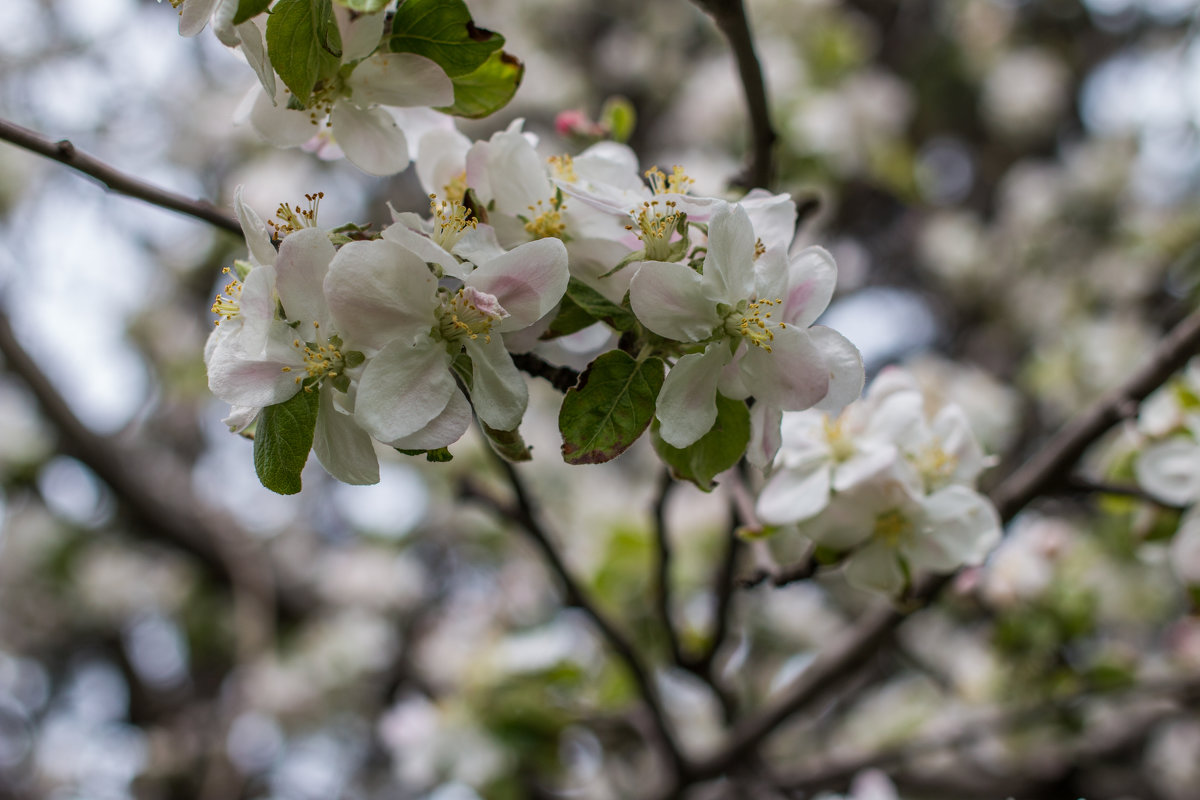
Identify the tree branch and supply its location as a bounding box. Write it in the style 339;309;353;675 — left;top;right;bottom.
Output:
510;351;581;393
461;461;690;784
664;300;1200;792
690;0;777;189
652;468;685;667
0;117;242;236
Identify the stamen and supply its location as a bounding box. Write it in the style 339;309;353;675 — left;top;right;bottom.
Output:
210;268;242;326
645;165;695;195
548;155;578;182
429;194;477;250
724;297;785;352
627;198;682;261
270;192;324;238
523;196;568;240
437;286;509;344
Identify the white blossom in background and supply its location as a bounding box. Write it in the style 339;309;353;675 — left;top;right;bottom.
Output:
757;367;1001;596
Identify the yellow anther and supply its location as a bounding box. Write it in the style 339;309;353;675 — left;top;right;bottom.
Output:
523;196;568;240
270;192;324;238
428;194;477;250
441;171;468;205
874;509;913;547
548;154;578;182
645;165;695;195
211;277;243;326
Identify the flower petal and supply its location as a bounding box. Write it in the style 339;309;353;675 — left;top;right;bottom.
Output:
337;7;385;62
701;202;756;303
356;338;455;442
389;386;472;450
758;245;838;329
466;336;528;431
235;185;277;268
467;238;570;331
313;385;380;485
809;326;865;414
739;325;829;410
237;19;275;99
845;542;906;596
331;102;410;176
908;485;1001;570
345;52;454;108
178;0;218;36
656;344;732;448
325;239;439;352
275;228;335;338
629;260;721;342
249;86;317;147
757;455;832;525
1136;436;1200;506
746;402;783;469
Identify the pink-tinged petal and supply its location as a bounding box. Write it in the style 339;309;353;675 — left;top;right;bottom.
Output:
249;87;318;147
467;238;569;331
356;338;455;442
346;53;454;108
235;186;277;268
331;102;410;176
337;7;385;62
845;542;906;596
746;402;783;469
629;261;721;342
702;203;756;304
757;455;832;525
221;405;258;433
275;228;335;338
207;329;302;408
325;239;438;352
809;326;864;414
758;245;837;329
487;131;555;216
465;337;528;431
313;385;380;485
381;222;466;279
739;326;829;411
656;344;732;448
741;189;796;255
178;0;218;36
389;387;472;450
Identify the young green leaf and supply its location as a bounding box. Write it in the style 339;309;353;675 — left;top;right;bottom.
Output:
560;351;664;465
436;50;523;120
266;0;342;105
482;422;532;462
253;389;321;495
390;0;503;77
233;0;272;25
651;393;749;491
333;0;389;12
540;294;597;341
564;278;637;331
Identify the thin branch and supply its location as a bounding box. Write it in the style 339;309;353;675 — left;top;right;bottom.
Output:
652;468;686;667
664;302;1200;792
0;117;241;235
461;462;691;784
510;351;581;393
0;310;306;626
690;0;777;189
1064;475;1187;510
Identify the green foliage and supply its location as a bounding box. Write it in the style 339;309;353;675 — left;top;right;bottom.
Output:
266;0;342;105
600;95;636;144
390;0;503;76
482;422;532;462
651;393;749;491
333;0;389;11
436;50;524;119
559;351;664;465
233;0;272;25
253;388;320;495
396;446;454;462
541;279;637;340
540;294;598;340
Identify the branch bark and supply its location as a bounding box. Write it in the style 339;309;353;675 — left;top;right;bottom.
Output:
0;117;242;236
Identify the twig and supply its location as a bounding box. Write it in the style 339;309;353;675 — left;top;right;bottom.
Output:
652;468;686;667
461;463;691;783
0;117;241;235
690;0;777;189
659;302;1200;793
510;351;581;393
1064;475;1187;510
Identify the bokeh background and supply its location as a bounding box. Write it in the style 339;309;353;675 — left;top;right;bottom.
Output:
3;0;1200;798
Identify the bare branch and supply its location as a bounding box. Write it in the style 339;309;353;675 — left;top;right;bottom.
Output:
652;468;685;667
510;351;581;393
690;0;776;189
0;117;242;236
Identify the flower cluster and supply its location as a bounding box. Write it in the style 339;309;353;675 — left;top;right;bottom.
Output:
756;367;1002;596
205;127;866;490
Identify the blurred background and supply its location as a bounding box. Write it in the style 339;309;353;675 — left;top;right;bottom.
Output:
3;0;1200;798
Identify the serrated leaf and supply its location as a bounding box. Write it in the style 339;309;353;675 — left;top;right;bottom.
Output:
565;278;637;331
233;0;272;25
436;50;523;119
390;0;503;77
560;351;663;465
266;0;342;105
651;393;749;491
482;422;532;462
253;389;321;495
540;295;598;340
334;0;389;11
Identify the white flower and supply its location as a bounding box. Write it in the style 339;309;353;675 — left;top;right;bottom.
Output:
1137;434;1200;507
205;228;379;484
323;237;569;447
629;202;861;449
247;11;453;176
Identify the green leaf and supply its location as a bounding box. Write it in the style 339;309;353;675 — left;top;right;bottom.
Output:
651;393;749;491
396;447;454;462
564;278;637;331
266;0;342;105
600;96;636;144
436;50;523;119
253;389;321;495
540;295;598;340
560;351;663;465
482;422;532;462
233;0;272;25
334;0;389;11
390;0;503;77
